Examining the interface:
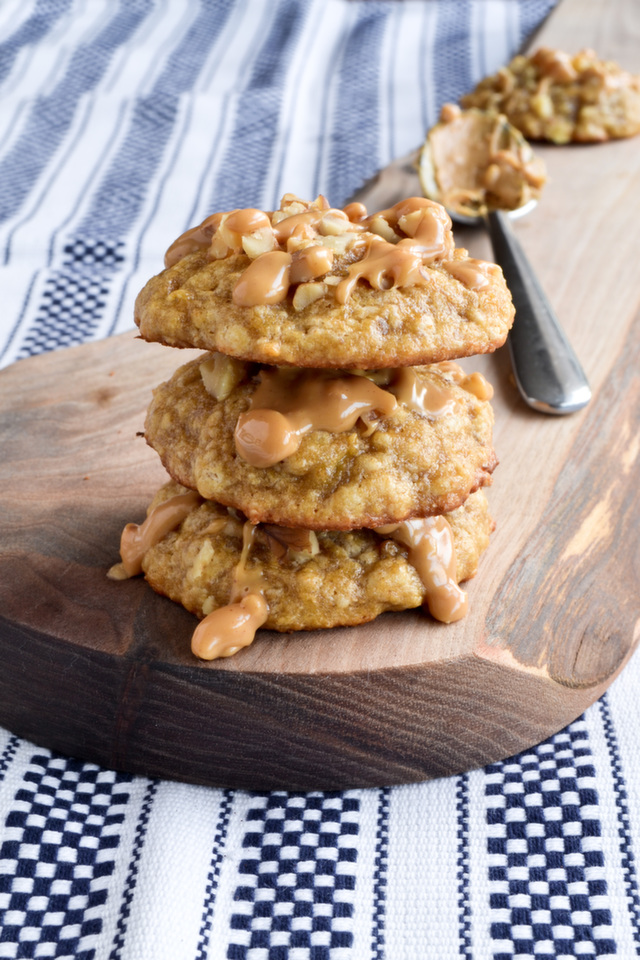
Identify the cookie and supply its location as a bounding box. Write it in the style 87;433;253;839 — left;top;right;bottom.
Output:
462;47;640;144
139;482;494;635
135;195;514;368
144;354;497;530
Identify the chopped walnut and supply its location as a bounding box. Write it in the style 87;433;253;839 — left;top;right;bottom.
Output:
200;353;247;400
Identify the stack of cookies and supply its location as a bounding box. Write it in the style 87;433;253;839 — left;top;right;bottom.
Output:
112;194;514;660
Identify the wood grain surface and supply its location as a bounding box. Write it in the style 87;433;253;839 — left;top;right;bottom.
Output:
1;0;639;789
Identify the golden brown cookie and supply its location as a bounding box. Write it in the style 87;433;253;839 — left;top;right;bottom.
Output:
135;195;514;368
144;354;497;530
462;47;640;144
140;482;494;633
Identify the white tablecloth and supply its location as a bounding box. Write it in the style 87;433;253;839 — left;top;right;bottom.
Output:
5;2;640;958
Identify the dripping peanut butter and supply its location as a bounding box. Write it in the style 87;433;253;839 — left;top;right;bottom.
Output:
162;193;496;315
227;362;487;469
110;483;484;661
115;191;501;660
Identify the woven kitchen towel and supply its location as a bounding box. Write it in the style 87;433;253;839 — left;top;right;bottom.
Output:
0;0;555;368
2;667;640;959
13;3;640;960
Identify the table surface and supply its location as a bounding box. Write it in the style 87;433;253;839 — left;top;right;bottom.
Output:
1;0;640;957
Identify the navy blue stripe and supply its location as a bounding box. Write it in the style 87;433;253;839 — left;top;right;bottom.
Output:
13;2;235;355
371;786;390;960
209;0;311;210
517;0;557;49
0;735;19;782
599;694;640;951
79;0;235;241
109;779;159;960
0;0;154;225
456;773;472;960
486;720;617;960
0;0;72;88
195;789;234;960
433;0;473;109
101;1;239;335
385;6;402;165
326;4;390;206
227;791;360;958
4;87;98;264
311;6;353;200
15;242;126;360
182;93;233;232
174;1;259;232
46;98;131;265
0;753;133;959
269;0;326;210
106;106;196;337
0;268;39;363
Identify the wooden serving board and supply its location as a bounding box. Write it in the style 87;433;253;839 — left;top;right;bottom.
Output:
1;0;639;790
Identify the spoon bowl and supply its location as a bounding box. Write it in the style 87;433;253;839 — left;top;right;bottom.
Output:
418;121;591;415
446;196;538;228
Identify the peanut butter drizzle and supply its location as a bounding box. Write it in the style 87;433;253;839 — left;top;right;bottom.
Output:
164;196;496;310
234;369;398;467
442;258;496;290
368;197;455;260
335;237;429;304
429;361;494;401
342;201;367;222
378;516;468;623
232;250;292;307
225;208;271;235
289;245;334;284
389;367;459;418
459;371;494;401
164;213;223;268
336;200;455;303
191;594;268;660
116;490;201;578
191;520;268;660
272;208;343;242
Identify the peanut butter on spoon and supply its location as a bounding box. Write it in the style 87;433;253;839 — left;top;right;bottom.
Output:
419;104;546;219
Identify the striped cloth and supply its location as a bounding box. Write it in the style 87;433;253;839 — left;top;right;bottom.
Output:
5;2;640;958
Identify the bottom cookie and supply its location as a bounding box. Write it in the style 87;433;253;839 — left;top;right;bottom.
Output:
111;481;494;659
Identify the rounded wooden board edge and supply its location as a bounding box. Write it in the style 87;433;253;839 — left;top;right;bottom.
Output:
1;605;635;791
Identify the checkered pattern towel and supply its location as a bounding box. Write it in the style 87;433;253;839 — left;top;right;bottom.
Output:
5;2;640;958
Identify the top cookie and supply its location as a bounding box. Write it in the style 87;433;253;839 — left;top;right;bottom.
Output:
462;47;640;144
135;194;514;369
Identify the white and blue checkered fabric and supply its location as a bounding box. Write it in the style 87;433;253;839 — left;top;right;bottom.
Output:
4;2;640;958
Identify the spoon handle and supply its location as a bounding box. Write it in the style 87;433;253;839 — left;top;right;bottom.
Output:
486;210;591;415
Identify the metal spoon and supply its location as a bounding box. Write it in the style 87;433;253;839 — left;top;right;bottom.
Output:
349;149;591;415
447;198;591;415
